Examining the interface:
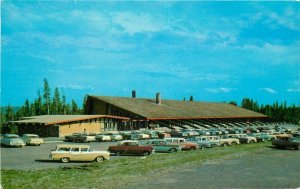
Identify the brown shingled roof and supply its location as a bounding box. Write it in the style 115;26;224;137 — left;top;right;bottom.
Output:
90;96;267;120
12;115;129;125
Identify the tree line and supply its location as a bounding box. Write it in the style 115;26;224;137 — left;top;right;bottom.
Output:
1;78;86;125
233;98;299;124
1;80;299;133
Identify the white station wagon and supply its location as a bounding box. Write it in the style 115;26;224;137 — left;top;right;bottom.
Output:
50;144;110;163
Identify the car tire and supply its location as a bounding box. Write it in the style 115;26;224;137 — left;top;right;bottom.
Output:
249;140;254;144
61;157;70;163
190;146;196;150
169;148;177;153
95;156;104;162
223;143;229;147
231;142;237;145
143;151;151;156
115;152;121;156
211;144;217;148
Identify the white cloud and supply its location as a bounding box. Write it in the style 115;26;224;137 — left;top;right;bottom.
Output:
113;12;166;35
287;88;300;93
59;84;94;91
260;88;277;94
205;87;236;93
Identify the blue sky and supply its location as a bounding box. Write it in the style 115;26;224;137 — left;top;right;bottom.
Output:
1;1;300;107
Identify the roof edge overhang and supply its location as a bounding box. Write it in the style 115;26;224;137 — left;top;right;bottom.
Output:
11;115;130;126
146;116;269;121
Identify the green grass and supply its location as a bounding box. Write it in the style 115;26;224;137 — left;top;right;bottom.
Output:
1;142;270;189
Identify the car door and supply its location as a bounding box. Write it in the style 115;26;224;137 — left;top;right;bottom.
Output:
70;147;81;161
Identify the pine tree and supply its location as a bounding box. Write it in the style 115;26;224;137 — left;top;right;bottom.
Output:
53;87;62;114
43;78;51;115
71;99;79;114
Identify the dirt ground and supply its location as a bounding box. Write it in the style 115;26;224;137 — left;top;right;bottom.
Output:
126;148;300;189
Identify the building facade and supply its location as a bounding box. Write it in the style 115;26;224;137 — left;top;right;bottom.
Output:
12;115;129;137
85;92;272;131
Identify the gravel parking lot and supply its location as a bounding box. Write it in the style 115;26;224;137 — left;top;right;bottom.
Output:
127;148;300;189
1;138;121;170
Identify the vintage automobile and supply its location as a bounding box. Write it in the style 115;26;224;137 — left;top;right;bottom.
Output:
292;131;300;138
164;137;198;150
207;135;240;146
108;140;154;156
64;133;96;143
104;132;123;141
142;130;159;139
194;129;211;136
50;144;110;163
119;131;132;140
248;133;276;142
95;134;112;142
22;134;44;146
146;139;181;153
228;134;257;144
189;136;221;148
1;134;26;147
130;131;150;140
272;136;300;150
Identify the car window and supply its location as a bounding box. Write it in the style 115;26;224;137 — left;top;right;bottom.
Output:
58;147;71;151
71;148;80;152
81;148;89;152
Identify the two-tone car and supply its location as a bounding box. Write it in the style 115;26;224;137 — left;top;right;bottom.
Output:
228;134;257;144
164;137;198;150
189;136;221;148
1;134;26;147
50;144;110;163
146;139;181;153
22;134;44;146
95;134;112;142
108;140;154;156
272;136;300;150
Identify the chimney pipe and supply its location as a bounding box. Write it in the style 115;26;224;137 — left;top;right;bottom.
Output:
132;90;136;98
156;93;161;105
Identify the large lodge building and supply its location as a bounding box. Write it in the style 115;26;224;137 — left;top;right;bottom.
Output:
85;91;272;131
13;91;273;137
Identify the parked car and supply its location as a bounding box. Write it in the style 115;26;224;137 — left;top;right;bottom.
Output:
272;136;300;150
108;140;154;156
104;132;123;141
193;129;210;136
180;129;199;137
209;135;240;146
50;144;110;163
142;130;159;139
146;139;181;153
164;137;198;150
130;131;150;140
119;131;132;140
292;131;300;138
248;133;276;142
95;134;112;142
188;136;220;148
1;134;26;147
22;134;44;146
228;134;257;144
156;130;171;139
65;133;96;143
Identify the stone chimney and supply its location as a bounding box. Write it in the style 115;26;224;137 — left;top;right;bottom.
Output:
156;93;161;105
132;90;136;98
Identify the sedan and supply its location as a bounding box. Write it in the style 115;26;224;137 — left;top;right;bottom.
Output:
1;134;26;147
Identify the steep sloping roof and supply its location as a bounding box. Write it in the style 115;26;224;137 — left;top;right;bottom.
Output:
89;96;267;120
12;115;129;125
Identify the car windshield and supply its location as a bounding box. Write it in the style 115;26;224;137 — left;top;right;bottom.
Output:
8;135;19;138
29;136;39;138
